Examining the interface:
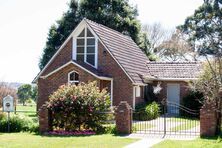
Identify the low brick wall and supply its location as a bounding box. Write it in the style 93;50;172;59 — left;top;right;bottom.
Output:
115;101;132;134
200;102;217;137
39;106;52;133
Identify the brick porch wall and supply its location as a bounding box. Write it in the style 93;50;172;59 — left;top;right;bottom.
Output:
153;81;190;103
135;86;145;105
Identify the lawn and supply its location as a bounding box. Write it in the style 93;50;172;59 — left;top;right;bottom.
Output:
16;104;36;112
133;122;154;131
15;104;37;121
0;133;138;148
167;117;200;132
152;138;222;148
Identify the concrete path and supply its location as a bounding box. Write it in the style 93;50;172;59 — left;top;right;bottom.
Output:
125;138;163;148
124;133;198;148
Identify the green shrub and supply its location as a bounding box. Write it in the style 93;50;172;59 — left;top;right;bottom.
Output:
134;102;160;121
145;102;160;119
46;81;111;133
181;91;203;117
0;112;6;121
0;114;38;133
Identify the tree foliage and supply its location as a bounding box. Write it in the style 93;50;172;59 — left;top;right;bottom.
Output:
179;0;222;133
39;0;143;70
31;85;38;102
17;84;32;105
178;0;222;55
39;0;79;70
179;0;222;105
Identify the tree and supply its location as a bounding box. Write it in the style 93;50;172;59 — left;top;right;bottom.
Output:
142;23;170;53
179;0;222;134
141;23;174;61
178;0;222;55
156;30;197;61
17;84;32;106
39;0;80;70
39;0;142;70
31;85;38;102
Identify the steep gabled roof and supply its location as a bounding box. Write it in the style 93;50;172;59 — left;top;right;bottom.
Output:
145;61;201;80
85;19;149;84
33;19;149;84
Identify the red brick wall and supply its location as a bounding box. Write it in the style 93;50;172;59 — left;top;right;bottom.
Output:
38;39;134;110
42;38;73;76
97;42;133;107
38;63;99;110
152;81;190;103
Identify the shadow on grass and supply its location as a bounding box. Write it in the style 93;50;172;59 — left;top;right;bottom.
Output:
200;133;222;140
33;132;128;138
28;114;37;118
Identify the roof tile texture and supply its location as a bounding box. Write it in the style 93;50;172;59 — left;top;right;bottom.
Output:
146;62;201;79
86;19;149;84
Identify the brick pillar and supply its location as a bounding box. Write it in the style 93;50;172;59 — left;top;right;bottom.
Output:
200;101;217;137
115;101;132;134
39;106;52;133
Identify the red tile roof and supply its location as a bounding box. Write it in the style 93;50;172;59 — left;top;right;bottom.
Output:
146;62;201;79
85;19;149;84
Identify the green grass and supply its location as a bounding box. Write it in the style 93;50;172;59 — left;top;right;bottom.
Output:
15;105;37;121
167;117;200;132
133;122;154;131
0;132;138;148
16;105;36;112
152;137;222;148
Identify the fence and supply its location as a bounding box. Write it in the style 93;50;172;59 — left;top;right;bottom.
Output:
133;101;200;136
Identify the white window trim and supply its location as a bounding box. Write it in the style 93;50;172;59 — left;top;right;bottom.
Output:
68;71;79;84
133;86;136;109
74;25;98;69
135;86;141;97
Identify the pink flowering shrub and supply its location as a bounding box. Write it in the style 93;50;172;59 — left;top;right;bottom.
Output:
48;130;96;136
45;81;110;133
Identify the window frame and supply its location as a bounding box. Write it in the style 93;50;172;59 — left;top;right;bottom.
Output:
68;71;79;85
135;86;141;97
74;25;98;69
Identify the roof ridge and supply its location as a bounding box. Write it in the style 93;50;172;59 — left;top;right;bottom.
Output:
84;18;132;40
147;61;200;64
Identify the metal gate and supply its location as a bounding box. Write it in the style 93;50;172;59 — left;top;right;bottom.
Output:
133;101;200;136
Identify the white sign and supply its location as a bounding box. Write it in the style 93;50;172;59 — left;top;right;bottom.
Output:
3;95;14;112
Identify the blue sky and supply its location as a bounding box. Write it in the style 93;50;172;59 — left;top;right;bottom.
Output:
0;0;203;83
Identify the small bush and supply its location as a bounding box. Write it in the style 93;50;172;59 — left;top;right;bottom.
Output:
102;125;117;134
181;91;203;117
145;102;160;119
0;114;38;133
0;112;6;120
134;102;160;121
46;81;111;133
